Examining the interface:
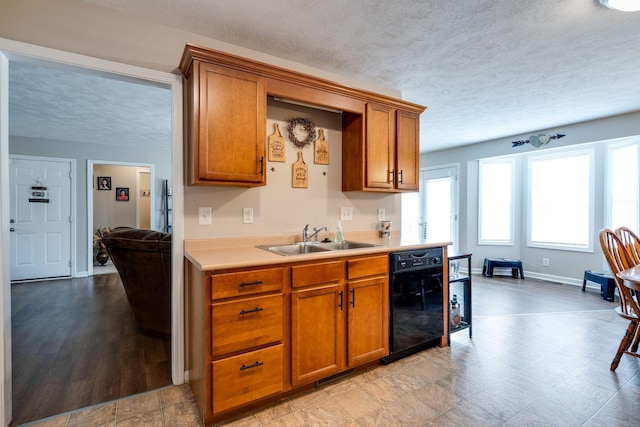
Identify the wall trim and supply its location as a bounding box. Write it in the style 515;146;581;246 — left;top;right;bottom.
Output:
0;37;184;426
471;267;585;287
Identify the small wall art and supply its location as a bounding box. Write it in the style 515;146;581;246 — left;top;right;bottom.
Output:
292;151;308;188
314;128;329;165
268;123;286;162
287;117;316;148
97;176;111;190
115;187;129;201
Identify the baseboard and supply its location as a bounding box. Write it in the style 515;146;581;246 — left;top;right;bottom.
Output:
471;267;589;288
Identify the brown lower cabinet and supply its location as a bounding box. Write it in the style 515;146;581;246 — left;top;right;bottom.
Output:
186;254;389;425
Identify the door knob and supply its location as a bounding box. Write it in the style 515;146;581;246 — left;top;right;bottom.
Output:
10;228;15;232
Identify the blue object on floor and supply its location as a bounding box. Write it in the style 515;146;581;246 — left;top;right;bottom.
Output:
482;258;524;279
582;270;615;302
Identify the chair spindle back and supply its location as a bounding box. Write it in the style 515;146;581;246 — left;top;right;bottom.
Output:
616;226;640;266
599;229;640;318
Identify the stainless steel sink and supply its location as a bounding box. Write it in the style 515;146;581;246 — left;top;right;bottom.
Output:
257;241;380;256
256;243;333;256
317;241;380;250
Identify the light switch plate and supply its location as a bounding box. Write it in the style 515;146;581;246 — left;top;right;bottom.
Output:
341;207;353;221
198;207;212;225
378;208;386;221
243;208;254;224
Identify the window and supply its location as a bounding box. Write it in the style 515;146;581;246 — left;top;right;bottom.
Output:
608;138;639;231
478;158;514;245
528;148;594;251
410;166;458;251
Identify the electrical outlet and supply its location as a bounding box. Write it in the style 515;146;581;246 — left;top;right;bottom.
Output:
198;207;212;225
378;208;386;221
341;207;353;221
243;207;254;224
542;257;550;267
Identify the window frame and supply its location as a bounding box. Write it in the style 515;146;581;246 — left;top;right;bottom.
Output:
605;136;640;232
478;157;515;246
526;147;595;252
419;164;459;252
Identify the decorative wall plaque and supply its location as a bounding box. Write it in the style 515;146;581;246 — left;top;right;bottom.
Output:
268;123;286;162
314;128;329;165
28;186;49;203
292;151;308;188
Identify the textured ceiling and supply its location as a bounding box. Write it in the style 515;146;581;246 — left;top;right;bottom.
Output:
10;0;640;152
9;61;172;150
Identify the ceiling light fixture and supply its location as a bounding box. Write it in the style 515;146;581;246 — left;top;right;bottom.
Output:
598;0;640;12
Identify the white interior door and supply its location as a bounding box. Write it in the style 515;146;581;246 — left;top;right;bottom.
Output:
9;156;72;281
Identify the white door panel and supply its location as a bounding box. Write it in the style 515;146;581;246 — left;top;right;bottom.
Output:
10;157;72;281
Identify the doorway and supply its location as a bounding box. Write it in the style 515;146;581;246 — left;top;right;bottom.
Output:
88;162;153;277
0;41;184;426
9;155;75;282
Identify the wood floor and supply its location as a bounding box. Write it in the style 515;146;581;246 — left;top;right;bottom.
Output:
470;272;614;316
10;273;171;426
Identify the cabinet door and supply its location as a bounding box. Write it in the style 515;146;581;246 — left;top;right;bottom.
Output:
197;62;266;185
291;284;345;386
347;276;389;366
395;110;420;191
365;103;395;190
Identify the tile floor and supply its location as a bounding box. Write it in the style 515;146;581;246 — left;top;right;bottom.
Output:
24;307;640;426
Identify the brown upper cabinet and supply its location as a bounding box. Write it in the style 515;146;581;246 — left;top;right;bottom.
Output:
181;56;266;186
179;44;426;191
342;105;421;192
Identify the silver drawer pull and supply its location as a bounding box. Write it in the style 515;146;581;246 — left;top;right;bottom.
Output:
239;307;263;315
240;361;264;371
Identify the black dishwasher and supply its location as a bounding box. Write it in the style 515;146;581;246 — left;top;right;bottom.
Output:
383;247;444;364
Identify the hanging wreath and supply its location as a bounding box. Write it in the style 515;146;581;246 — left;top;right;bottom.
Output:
287;117;317;148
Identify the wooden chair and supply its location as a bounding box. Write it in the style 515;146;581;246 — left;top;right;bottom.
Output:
599;229;640;371
616;226;640;266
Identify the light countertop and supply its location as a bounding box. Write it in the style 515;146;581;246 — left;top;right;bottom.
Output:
184;232;450;271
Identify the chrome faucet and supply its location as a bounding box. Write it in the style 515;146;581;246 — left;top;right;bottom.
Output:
302;224;327;243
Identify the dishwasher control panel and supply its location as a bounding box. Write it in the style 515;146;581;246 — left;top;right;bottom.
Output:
391;247;444;272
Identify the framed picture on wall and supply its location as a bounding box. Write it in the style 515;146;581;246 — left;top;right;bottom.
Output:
115;187;129;201
97;176;111;190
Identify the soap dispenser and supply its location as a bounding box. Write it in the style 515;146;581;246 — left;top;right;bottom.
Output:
335;221;344;242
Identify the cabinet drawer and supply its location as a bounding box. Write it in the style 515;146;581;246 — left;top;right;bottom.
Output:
212;294;283;357
212;267;283;300
291;260;345;288
348;255;388;279
212;344;283;414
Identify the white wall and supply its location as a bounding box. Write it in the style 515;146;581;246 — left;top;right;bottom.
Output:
93;164;150;231
422;111;640;283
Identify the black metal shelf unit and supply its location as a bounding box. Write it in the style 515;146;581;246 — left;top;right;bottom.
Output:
448;253;472;342
163;179;172;233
